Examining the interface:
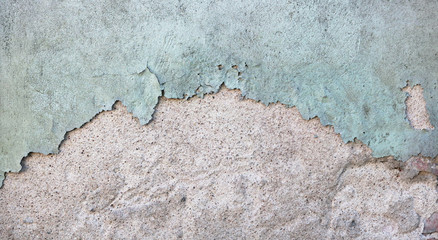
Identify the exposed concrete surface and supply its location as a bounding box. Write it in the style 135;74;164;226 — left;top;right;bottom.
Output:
1;89;437;239
403;84;435;130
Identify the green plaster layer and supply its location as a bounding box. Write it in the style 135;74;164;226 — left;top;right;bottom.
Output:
1;0;437;184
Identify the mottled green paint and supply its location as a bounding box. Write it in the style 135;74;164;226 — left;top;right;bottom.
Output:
1;0;437;185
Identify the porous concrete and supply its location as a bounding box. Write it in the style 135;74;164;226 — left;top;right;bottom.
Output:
0;89;437;239
403;84;435;130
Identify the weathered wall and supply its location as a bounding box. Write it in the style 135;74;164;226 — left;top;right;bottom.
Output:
1;0;438;183
1;0;438;238
1;89;437;239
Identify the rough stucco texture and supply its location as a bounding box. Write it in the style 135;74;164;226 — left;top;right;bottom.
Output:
1;89;437;239
1;0;438;182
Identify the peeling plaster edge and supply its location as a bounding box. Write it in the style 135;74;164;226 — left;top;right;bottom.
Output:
1;85;437;188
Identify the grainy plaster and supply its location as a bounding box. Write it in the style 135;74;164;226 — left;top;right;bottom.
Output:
1;89;437;239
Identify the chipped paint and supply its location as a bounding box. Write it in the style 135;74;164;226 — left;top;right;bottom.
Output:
403;84;435;130
1;0;437;184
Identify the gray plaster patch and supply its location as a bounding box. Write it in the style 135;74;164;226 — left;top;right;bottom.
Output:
1;0;438;183
386;198;420;233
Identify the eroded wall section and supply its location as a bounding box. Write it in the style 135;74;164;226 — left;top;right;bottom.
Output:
1;0;438;183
